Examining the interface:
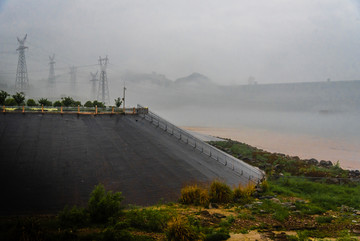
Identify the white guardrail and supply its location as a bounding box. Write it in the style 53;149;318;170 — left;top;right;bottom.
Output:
137;105;265;185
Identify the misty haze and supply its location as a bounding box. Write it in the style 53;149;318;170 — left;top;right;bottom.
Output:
1;0;360;170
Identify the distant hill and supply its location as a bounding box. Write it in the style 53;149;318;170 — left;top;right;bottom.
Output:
175;72;213;86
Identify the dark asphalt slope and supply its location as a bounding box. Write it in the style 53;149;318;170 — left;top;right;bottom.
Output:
0;113;241;215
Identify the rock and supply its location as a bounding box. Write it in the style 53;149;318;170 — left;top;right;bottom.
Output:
353;224;360;234
253;201;263;205
243;157;251;162
200;210;211;218
306;158;319;165
296;200;306;204
259;195;275;200
349;170;360;178
213;213;226;219
341;205;356;212
244;204;253;209
319;160;333;167
356;211;360;215
271;198;281;204
209;203;219;209
282;202;297;210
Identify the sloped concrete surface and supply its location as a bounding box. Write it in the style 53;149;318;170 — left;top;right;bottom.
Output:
0;113;242;215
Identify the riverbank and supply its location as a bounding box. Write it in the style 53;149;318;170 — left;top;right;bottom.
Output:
183;126;360;170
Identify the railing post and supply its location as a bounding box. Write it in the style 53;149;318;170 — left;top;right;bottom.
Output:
41;104;44;113
22;105;25;113
95;105;98;114
133;107;135;114
3;105;5;113
77;105;80;113
112;106;114;114
60;106;63;113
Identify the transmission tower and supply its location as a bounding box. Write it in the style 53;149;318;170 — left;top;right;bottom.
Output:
69;66;77;92
48;54;56;93
97;56;110;104
15;34;29;92
90;71;98;99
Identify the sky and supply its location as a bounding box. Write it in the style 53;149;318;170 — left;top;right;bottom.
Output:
1;0;360;85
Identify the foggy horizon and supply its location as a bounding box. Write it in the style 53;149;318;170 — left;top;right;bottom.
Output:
2;0;360;90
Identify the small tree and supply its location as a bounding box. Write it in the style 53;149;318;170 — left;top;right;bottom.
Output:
53;100;62;107
114;97;122;108
0;90;9;105
92;100;105;108
61;97;75;107
4;98;16;106
38;98;52;106
88;184;124;223
84;101;93;107
26;99;37;106
12;92;25;106
74;100;81;106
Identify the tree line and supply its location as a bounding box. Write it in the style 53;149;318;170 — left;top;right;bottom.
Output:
0;90;122;108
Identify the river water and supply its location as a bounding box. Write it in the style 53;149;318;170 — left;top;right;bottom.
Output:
156;107;360;170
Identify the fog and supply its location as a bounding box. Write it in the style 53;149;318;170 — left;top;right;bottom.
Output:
1;0;360;168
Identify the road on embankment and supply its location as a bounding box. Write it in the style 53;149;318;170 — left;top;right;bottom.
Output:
0;113;242;215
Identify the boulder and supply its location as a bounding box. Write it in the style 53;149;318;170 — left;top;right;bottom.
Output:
306;158;319;165
319;160;333;167
213;213;226;219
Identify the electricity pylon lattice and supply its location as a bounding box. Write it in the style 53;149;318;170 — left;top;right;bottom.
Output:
48;54;56;94
90;71;98;100
97;56;110;104
15;34;29;92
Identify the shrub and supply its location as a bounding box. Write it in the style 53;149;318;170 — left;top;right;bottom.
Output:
0;90;9;105
12;92;25;105
315;215;334;224
4;98;16;106
102;227;134;241
84;100;93;107
61;96;77;107
209;180;233;204
88;184;124;223
38;98;52;106
233;183;255;204
165;216;201;241
26;99;37;106
115;97;122;107
93;100;105;108
126;207;171;232
260;179;269;193
58;205;89;229
10;217;44;241
180;184;209;206
53;100;62;107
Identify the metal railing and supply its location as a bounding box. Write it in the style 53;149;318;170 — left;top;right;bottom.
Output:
2;105;148;115
137;105;265;184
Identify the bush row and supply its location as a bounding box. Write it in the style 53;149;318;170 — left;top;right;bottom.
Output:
180;180;266;206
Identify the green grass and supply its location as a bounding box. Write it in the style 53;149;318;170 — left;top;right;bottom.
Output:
269;177;360;211
209;140;350;178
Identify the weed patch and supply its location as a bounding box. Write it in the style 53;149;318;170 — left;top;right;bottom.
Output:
209;180;233;204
